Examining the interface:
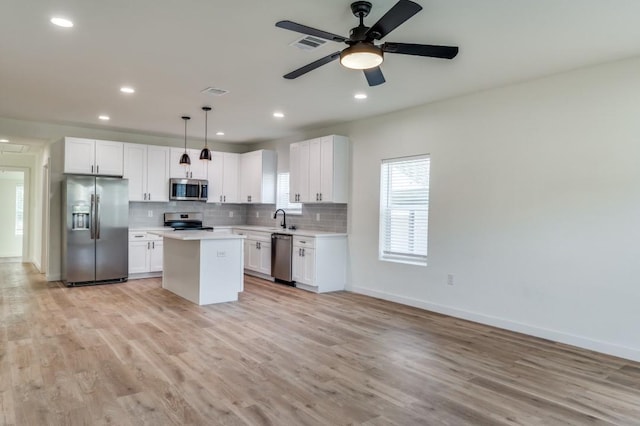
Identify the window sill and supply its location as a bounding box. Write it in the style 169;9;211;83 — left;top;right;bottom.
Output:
379;256;427;267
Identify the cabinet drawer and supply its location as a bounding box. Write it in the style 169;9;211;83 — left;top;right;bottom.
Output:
128;231;162;241
293;236;315;248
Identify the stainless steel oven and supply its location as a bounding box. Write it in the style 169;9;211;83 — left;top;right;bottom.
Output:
169;178;208;201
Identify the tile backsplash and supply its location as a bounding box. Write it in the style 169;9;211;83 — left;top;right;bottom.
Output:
246;204;347;233
129;201;347;233
129;202;248;228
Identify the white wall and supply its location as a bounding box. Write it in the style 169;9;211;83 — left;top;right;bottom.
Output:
0;174;23;257
253;56;640;361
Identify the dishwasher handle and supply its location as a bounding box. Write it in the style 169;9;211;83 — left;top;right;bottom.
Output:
271;233;292;241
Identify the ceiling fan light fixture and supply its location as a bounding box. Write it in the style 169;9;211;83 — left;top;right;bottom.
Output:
340;42;383;70
179;116;191;166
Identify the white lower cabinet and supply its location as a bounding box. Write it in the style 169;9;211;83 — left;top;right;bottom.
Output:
128;232;163;277
234;230;272;277
292;239;315;286
293;235;347;293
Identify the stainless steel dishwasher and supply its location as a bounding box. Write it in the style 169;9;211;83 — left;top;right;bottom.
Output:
271;233;293;284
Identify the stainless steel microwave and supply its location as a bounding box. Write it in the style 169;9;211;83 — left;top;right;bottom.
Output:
169;178;208;201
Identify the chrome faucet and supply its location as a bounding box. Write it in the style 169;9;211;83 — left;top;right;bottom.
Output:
273;209;287;229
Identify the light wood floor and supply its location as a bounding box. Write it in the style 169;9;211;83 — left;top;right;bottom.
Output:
1;263;640;425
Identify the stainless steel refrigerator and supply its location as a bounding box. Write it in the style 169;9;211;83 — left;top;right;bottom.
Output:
62;175;129;286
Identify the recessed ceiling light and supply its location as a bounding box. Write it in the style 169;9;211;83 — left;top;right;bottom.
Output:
354;93;368;100
120;86;135;94
98;115;110;121
0;139;9;143
273;112;285;118
50;17;73;28
216;131;225;136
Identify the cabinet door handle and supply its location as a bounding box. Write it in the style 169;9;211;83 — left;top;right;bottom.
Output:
147;242;150;249
152;241;155;249
143;193;147;200
319;193;322;201
316;193;319;201
148;193;151;201
302;248;305;257
220;195;223;202
97;165;99;174
223;195;226;202
91;165;94;174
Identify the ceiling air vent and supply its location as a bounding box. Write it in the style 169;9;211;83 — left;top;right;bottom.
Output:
290;35;327;51
200;87;229;96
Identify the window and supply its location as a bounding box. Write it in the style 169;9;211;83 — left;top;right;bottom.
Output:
15;183;24;236
276;172;302;214
379;155;430;266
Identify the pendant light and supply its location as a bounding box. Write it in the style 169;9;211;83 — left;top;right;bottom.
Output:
199;106;212;160
179;116;191;166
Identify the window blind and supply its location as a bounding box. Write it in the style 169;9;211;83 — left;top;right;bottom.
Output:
276;172;302;214
379;155;430;265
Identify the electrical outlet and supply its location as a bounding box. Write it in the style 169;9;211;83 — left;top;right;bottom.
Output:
316;213;320;221
147;210;153;218
229;211;234;218
447;274;454;286
256;212;260;218
217;251;226;257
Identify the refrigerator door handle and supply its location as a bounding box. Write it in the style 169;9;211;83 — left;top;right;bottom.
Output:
96;195;101;239
90;194;96;240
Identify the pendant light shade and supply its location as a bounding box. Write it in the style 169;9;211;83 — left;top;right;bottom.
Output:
179;116;191;166
200;106;212;161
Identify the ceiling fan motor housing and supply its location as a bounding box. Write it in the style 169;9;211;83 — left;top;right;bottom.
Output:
351;1;372;18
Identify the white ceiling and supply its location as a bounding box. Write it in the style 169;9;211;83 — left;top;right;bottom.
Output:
2;0;640;145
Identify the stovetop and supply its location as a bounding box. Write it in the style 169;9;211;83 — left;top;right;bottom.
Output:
171;226;213;231
164;212;212;231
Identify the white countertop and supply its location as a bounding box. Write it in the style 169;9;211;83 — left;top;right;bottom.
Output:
132;225;346;238
149;230;246;241
232;225;347;238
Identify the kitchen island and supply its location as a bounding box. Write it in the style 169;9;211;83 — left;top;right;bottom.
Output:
150;230;246;305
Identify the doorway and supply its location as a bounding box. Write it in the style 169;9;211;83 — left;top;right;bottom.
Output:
0;169;25;262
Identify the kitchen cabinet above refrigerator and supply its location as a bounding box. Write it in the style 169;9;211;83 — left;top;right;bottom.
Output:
64;137;124;176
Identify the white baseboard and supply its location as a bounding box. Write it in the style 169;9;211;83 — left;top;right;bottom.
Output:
46;273;61;282
244;270;274;281
32;260;42;272
350;286;640;363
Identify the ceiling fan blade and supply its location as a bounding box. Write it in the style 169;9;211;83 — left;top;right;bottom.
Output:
365;0;422;40
363;67;386;86
383;42;459;59
283;51;342;80
276;20;347;43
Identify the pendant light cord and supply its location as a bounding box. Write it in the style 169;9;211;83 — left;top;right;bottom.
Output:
183;118;188;152
204;109;208;148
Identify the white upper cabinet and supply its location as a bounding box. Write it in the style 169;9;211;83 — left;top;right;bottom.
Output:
290;135;349;203
64;137;124;176
123;143;170;202
169;148;208;180
207;151;239;204
289;141;310;203
239;150;276;204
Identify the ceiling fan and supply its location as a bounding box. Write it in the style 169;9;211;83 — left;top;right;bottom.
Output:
276;0;459;87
